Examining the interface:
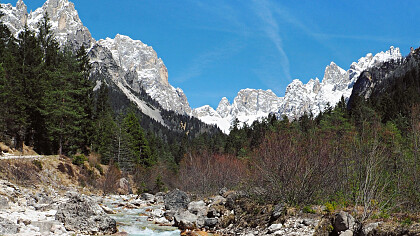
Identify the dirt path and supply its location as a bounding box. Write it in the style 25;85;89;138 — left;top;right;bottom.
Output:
0;154;44;160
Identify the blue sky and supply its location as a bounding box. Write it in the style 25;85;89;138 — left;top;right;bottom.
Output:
6;0;420;108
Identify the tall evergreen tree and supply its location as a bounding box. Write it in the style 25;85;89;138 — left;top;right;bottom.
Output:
41;48;91;155
93;84;118;164
122;110;153;168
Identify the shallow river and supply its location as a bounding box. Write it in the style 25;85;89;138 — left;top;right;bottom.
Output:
103;196;181;236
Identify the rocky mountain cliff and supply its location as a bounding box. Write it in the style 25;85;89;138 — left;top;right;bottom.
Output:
97;34;191;114
0;0;221;143
1;0;94;49
0;0;405;135
1;0;194;129
193;47;402;133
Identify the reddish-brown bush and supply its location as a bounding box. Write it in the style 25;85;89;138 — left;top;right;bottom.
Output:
177;150;248;194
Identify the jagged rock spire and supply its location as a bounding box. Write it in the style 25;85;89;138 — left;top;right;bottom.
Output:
16;0;26;10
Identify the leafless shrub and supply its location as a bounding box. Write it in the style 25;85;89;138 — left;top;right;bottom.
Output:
177;150;248;195
102;162;121;194
0;159;40;186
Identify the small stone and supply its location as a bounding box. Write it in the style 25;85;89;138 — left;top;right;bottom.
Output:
101;205;116;214
210;195;226;206
302;218;318;227
17;219;31;226
150;208;165;218
268;223;283;233
219;187;228;196
361;222;381;236
0;196;10;209
140;193;155;202
271;203;286;221
204;218;218;228
340;229;353;236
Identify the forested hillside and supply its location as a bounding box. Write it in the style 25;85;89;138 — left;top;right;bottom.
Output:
0;11;221;175
0;13;93;155
176;48;420;218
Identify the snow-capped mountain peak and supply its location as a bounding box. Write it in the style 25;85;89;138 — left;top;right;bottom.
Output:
16;0;26;11
28;0;95;49
216;97;232;118
193;46;402;133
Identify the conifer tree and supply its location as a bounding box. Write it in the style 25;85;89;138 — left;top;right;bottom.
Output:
122;110;153;167
29;15;61;151
93;84;118;164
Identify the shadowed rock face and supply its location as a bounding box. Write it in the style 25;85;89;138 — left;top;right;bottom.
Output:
55;193;117;235
348;47;420;110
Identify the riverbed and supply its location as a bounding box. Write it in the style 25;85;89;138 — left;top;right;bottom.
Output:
103;195;181;236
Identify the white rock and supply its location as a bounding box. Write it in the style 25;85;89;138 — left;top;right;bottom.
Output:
340;229;354;236
268;223;283;233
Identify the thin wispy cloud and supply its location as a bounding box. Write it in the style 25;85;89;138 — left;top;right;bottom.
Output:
172;41;244;84
172;0;248;84
269;3;345;61
251;0;292;84
172;50;222;84
187;0;250;37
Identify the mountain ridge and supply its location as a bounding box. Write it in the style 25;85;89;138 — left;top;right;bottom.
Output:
0;0;219;139
0;0;404;135
0;0;192;118
193;46;402;133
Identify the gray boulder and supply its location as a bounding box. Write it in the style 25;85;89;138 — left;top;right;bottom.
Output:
0;196;10;209
0;217;19;235
118;178;132;195
188;200;208;217
204;218;218;228
55;194;117;235
174;210;199;230
334;211;356;232
140;193;155;202
164;189;190;211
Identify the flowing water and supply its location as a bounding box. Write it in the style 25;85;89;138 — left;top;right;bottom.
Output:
103;196;181;236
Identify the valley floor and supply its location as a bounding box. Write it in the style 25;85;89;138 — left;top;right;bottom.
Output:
0;154;419;236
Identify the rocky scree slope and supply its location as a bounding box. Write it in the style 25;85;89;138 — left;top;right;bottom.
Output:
193;47;402;133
